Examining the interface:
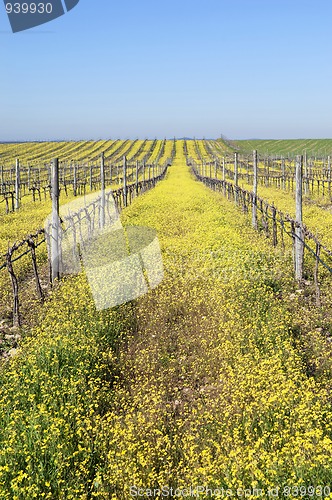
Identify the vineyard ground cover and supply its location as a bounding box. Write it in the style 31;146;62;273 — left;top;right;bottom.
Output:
187;143;332;270
214;138;236;153
0;191;77;254
0;150;173;353
0;139;148;167
235;138;332;156
0;190;79;344
0;138;167;213
237;177;332;249
0;179;116;320
0;140;96;164
1;142;332;495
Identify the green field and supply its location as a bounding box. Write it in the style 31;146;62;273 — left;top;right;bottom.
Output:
234;138;332;156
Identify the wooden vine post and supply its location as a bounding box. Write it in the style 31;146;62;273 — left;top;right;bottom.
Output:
51;158;60;282
303;150;308;195
89;160;93;192
135;160;139;196
234;152;238;204
295;155;304;281
272;205;277;247
222;157;226;196
328;155;331;199
252;150;258;229
281;158;286;190
123;155;127;207
15;158;20;210
73;162;77;196
48;163;52;186
100;152;105;228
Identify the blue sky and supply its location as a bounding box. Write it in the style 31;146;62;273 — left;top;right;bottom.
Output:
1;0;332;140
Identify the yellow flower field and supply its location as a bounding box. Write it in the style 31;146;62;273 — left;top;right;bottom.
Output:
0;141;332;498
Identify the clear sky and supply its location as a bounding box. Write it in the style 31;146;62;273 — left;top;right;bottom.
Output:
1;0;332;141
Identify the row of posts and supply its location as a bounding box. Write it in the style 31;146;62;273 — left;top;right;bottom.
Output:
5;154;162;212
239;151;304;281
50;153;144;282
9;153;161;282
51;154;127;281
204;151;304;281
237;151;303;281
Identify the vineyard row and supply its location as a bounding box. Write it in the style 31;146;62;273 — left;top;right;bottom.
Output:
1;147;175;326
189;153;332;304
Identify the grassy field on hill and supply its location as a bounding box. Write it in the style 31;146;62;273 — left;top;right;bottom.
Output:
235;139;332;156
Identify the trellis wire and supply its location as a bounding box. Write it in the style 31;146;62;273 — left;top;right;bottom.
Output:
190;160;332;302
1;156;172;326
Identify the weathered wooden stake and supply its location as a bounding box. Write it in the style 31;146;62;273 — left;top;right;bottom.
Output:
252;150;258;229
282;158;286;190
89;161;93;191
295;155;304;281
123;155;127;207
15;159;20;210
234;153;238;204
328;155;331;199
100;153;105;228
135;160;139;195
73;163;77;196
272;206;277;246
51;158;60;282
222;157;226;196
303;151;308;195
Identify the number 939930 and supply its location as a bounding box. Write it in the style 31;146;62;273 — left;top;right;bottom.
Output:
5;3;53;15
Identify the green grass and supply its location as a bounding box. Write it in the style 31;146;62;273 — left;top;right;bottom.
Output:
234;139;332;156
